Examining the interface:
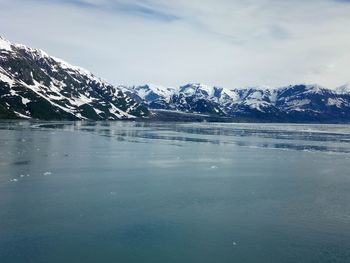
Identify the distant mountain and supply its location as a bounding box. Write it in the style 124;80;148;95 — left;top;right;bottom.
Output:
1;36;350;122
125;83;350;122
0;36;148;120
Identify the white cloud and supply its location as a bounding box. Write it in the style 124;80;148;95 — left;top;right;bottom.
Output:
0;0;349;88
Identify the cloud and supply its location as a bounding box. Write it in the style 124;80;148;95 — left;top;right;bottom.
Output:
33;0;180;22
333;0;350;3
1;0;350;88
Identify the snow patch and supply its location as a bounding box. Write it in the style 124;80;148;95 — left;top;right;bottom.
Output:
327;98;344;108
21;97;31;105
14;111;30;119
0;36;12;51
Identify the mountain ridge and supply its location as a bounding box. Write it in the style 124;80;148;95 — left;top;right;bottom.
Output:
123;82;350;122
0;36;149;120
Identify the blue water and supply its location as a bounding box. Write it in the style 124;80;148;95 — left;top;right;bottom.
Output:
1;121;350;263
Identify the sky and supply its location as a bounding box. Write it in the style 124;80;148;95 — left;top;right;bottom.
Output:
0;0;350;89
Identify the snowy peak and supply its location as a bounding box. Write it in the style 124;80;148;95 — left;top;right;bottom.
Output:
302;84;331;95
336;82;350;94
179;83;239;102
120;84;177;110
179;83;216;97
132;84;175;102
241;85;275;91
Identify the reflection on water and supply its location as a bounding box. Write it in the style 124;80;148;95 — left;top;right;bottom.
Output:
2;120;349;154
0;121;350;263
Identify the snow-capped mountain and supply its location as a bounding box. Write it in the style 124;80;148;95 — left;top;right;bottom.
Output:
0;36;148;120
126;83;350;122
1;36;350;122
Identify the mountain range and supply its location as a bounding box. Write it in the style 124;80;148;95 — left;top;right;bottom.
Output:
1;36;350;122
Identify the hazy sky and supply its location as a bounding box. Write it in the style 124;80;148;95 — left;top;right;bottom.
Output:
1;0;350;88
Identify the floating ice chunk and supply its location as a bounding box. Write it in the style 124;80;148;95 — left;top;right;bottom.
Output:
26;174;30;177
20;174;25;178
232;241;237;246
10;179;18;182
43;172;52;175
210;165;218;169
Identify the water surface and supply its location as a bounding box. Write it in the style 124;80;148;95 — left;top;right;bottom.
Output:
1;121;350;263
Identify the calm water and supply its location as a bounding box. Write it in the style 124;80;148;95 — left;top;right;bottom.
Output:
1;121;350;263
